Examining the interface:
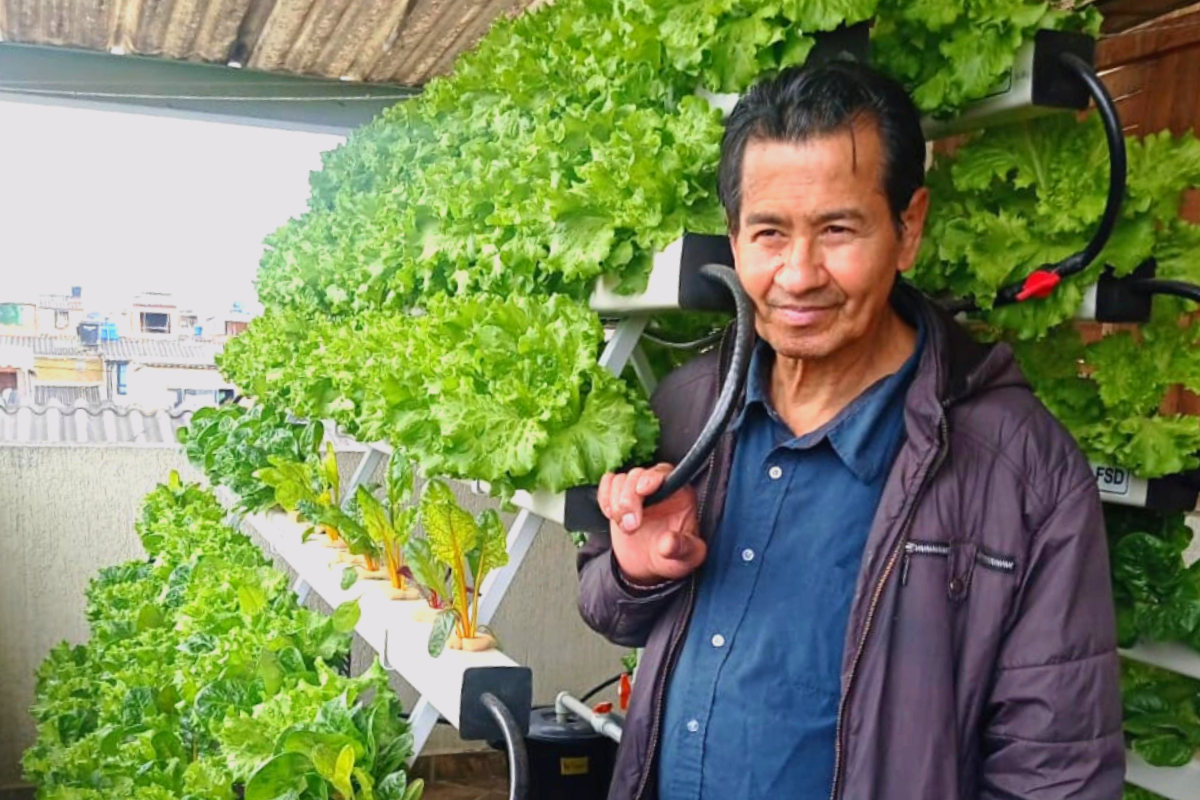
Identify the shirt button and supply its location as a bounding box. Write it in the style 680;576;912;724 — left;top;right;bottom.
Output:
741;548;755;562
768;465;783;480
711;634;726;648
687;719;700;733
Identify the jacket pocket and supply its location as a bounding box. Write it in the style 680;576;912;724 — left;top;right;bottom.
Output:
900;540;949;587
901;540;1014;601
974;548;1017;575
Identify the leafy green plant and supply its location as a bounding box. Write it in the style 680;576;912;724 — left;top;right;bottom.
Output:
296;442;352;546
255;458;319;513
1123;661;1200;767
419;480;508;655
222;295;660;498
905;114;1200;477
910;115;1200;338
356;456;420;593
1108;506;1200;651
178;404;324;512
400;538;454;615
222;662;422;800
22;477;419;800
1009;303;1200;478
871;1;1100;118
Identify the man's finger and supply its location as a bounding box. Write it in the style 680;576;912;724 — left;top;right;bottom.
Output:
608;473;626;520
598;473;613;519
617;468;646;531
635;467;667;496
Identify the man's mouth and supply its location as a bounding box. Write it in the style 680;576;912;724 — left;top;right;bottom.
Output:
771;304;838;326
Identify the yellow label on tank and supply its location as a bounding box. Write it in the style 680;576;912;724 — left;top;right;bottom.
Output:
560;756;590;776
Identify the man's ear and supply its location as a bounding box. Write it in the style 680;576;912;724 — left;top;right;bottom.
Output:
896;187;930;275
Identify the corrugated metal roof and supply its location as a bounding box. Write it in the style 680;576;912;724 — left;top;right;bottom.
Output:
0;335;94;357
0;401;193;445
33;385;103;405
100;337;223;365
0;335;222;365
0;0;540;86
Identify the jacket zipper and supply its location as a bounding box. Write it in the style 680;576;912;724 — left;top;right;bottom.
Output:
632;331;733;800
829;412;950;800
976;551;1016;574
901;544;1016;586
632;447;716;800
900;541;950;586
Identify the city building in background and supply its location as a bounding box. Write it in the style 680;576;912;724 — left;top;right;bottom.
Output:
0;285;247;411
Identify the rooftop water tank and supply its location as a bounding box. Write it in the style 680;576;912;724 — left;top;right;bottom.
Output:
77;322;100;347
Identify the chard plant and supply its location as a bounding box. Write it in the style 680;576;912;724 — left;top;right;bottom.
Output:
419;479;508;655
356;457;419;594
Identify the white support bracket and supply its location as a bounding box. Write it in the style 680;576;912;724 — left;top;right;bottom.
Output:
292;577;312;606
405;697;442;764
599;315;652;376
343;445;388;503
630;344;659;396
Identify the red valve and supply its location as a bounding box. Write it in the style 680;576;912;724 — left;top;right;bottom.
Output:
619;673;632;712
1016;270;1061;302
593;701;614;714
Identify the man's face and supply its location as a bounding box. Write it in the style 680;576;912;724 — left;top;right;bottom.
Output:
730;123;928;361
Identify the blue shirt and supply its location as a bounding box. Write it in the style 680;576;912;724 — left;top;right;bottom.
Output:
659;321;924;800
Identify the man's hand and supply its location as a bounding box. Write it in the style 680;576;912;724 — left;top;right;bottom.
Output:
598;463;706;586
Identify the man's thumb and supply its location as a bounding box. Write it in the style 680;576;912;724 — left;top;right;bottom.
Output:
658;530;698;562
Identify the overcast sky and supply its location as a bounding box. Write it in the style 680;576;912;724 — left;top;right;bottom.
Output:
0;100;343;314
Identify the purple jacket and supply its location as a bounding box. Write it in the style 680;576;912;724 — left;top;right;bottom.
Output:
578;285;1124;800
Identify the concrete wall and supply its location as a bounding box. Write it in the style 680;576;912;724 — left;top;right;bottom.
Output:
33;308;84;337
0;444;623;787
0;444;203;789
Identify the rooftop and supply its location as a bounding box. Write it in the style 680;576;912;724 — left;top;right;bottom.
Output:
32;385;103;406
0;334;224;365
0;401;193;445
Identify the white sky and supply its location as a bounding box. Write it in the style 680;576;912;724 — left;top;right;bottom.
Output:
0;100;344;315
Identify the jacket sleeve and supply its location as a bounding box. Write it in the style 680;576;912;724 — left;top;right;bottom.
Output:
979;472;1125;800
573;353;721;648
576;537;685;648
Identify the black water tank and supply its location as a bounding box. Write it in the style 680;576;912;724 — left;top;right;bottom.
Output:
77;323;100;347
524;706;616;800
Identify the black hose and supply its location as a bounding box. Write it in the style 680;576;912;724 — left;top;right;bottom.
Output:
563;263;753;534
1051;52;1127;279
580;673;623;703
641;330;726;350
1130;279;1200;304
482;692;529;800
961;50;1127;312
644;263;755;506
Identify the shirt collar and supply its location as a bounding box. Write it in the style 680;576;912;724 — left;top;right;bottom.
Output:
731;314;926;483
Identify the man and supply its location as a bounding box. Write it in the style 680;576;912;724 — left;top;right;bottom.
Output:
578;61;1123;800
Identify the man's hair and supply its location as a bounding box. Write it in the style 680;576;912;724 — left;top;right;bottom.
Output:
718;60;926;234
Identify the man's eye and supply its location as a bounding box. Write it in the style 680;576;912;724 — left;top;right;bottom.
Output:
825;225;853;236
754;229;781;240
